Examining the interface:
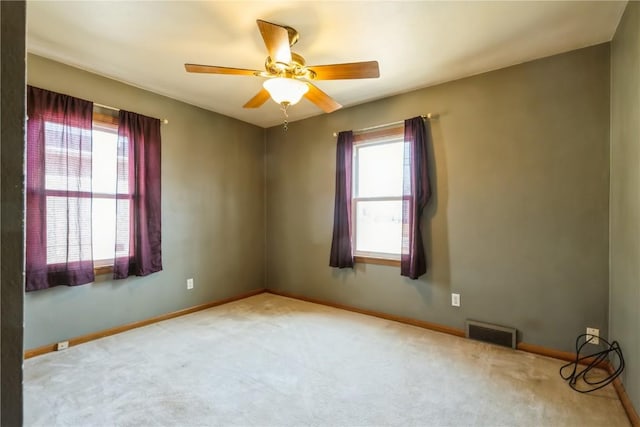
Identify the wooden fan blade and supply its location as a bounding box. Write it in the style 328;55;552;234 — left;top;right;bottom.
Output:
243;88;271;109
185;64;259;76
256;19;292;64
304;83;342;113
308;61;380;80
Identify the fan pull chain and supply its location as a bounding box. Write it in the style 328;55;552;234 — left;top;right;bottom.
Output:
280;103;290;132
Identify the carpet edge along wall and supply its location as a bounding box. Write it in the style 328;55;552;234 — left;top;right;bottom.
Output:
23;291;639;426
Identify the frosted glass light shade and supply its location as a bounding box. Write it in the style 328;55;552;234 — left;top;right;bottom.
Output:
263;78;309;105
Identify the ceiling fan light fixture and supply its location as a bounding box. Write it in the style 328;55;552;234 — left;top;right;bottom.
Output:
263;77;308;106
185;19;378;116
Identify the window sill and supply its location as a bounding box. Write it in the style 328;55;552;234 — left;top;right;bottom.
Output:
94;265;113;276
354;256;401;267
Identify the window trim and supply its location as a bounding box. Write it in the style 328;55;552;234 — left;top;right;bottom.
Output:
94;265;114;276
93;112;118;130
352;125;404;264
354;256;401;267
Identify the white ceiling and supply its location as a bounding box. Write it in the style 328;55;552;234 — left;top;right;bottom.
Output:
27;1;626;128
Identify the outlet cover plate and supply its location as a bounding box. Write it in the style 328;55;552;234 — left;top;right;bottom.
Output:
187;278;194;290
451;293;460;307
586;327;599;345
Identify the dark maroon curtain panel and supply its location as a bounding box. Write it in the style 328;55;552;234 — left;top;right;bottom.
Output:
401;117;432;279
26;86;95;291
113;110;162;279
329;131;355;268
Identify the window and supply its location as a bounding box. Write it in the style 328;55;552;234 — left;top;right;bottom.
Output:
27;85;162;291
330;116;428;276
352;127;404;264
44;110;127;273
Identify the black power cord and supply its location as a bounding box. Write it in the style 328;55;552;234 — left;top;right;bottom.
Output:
559;333;624;393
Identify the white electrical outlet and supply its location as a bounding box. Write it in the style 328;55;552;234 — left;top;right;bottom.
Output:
56;341;69;351
586;327;599;345
187;278;194;290
451;293;460;307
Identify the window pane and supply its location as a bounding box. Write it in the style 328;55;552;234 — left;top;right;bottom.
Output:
44;122;92;192
356;141;403;197
92;129;118;194
92;198;116;262
46;196;92;264
115;198;131;259
356;200;402;255
116;135;129;195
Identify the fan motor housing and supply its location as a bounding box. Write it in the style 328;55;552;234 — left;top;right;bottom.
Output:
264;53;315;79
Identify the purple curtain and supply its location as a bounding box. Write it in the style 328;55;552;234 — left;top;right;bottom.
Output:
26;86;95;291
329;131;355;268
401;117;431;279
113;110;162;279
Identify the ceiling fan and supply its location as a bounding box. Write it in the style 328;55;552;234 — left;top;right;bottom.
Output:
185;19;380;116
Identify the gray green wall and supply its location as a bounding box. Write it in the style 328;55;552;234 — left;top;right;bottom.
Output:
24;54;266;349
266;44;611;352
610;0;640;413
11;10;640;419
1;2;25;425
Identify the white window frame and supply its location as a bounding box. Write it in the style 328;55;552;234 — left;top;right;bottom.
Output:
352;128;404;263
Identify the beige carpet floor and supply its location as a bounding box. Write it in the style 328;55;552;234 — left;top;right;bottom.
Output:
24;293;630;426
